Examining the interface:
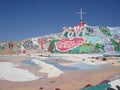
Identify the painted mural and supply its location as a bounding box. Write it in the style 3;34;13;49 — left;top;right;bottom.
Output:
38;37;46;49
48;21;120;54
1;23;120;54
21;37;47;54
0;42;8;49
55;37;85;52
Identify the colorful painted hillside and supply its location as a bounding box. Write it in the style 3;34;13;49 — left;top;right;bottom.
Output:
48;21;120;54
0;21;120;54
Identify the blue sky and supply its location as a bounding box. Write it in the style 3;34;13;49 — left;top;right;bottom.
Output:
0;0;120;41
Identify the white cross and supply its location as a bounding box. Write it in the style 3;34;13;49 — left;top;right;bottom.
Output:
77;8;86;21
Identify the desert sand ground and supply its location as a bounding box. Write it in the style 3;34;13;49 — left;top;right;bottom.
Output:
0;54;120;90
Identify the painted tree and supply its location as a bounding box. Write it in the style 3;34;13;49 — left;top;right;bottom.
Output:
48;39;58;52
99;26;112;36
38;38;46;49
110;39;120;51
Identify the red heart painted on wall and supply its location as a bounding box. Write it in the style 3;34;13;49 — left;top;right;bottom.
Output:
55;37;85;52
